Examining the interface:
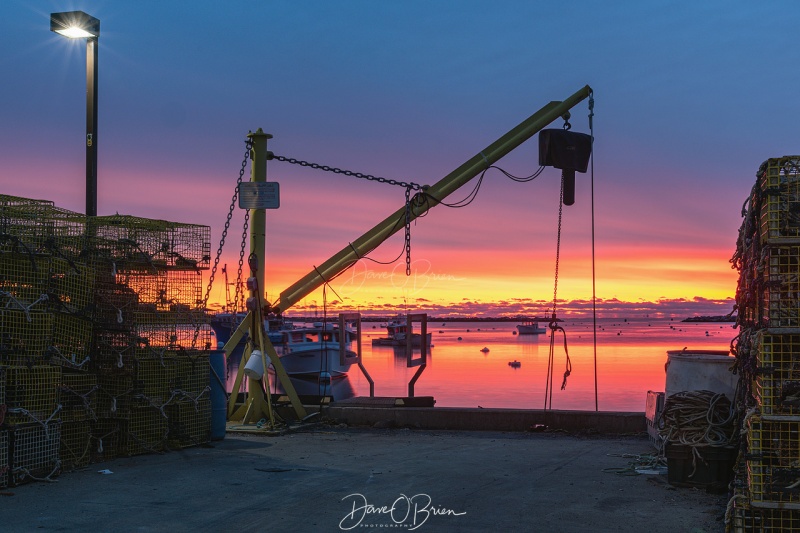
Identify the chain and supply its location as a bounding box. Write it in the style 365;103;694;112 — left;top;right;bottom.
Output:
404;187;412;275
233;210;250;313
551;175;564;322
271;154;423;191
194;139;252;347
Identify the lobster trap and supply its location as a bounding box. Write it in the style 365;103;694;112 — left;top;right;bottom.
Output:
131;352;176;402
45;257;95;316
758;157;800;243
166;398;211;449
86;215;210;271
9;421;61;486
731;486;800;532
95;372;134;419
59;421;92;472
172;351;210;396
91;418;122;463
93;331;137;374
0;309;54;366
117;268;204;312
60;371;98;422
759;244;800;328
0;203;87;260
753;330;800;416
123;401;168;456
0;254;49;310
4;365;61;426
747;415;800;507
49;313;93;370
92;280;139;331
133;309;212;350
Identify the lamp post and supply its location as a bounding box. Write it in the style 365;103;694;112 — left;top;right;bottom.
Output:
50;11;100;217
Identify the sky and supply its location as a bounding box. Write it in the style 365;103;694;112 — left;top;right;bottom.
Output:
3;0;799;318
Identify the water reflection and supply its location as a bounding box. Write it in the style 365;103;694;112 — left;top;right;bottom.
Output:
223;318;736;411
350;318;735;411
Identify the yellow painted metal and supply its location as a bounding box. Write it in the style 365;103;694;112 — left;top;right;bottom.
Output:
247;129;271;299
224;314;250;417
226;128;307;424
270;85;593;313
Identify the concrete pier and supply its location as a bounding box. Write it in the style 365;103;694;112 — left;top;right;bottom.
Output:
3;425;726;532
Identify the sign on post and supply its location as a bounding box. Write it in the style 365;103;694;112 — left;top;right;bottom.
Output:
238;182;280;209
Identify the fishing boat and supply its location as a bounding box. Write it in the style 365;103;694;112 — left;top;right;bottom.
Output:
269;322;357;377
516;319;546;335
210;314;355;382
372;314;432;347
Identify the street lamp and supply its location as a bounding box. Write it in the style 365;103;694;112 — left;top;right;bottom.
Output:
50;11;100;217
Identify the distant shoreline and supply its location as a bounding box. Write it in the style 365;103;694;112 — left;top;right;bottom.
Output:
681;315;736;323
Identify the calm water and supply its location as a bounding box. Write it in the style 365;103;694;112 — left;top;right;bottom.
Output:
276;317;735;412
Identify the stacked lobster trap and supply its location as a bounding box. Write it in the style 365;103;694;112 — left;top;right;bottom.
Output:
729;157;800;530
0;194;213;487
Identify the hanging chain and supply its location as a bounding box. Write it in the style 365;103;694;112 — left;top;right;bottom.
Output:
200;139;252;311
270;154;423;191
194;138;252;347
233;210;250;314
273;152;419;276
551;177;564;322
404;186;412;276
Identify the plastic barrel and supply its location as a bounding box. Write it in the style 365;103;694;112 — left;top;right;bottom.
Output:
665;349;737;401
209;349;227;440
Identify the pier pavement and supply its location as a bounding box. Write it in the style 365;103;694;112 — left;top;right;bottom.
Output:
3;423;726;532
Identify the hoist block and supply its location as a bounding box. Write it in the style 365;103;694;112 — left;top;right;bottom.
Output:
539;129;592;206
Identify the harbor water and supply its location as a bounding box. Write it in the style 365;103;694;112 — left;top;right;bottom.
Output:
260;316;735;412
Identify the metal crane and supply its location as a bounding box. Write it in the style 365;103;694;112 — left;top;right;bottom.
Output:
225;85;593;424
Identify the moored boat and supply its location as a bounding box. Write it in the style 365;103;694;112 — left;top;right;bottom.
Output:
372;314;432;347
269;322;357;377
516;319;546;335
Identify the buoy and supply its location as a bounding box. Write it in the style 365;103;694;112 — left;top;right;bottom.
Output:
457;336;463;341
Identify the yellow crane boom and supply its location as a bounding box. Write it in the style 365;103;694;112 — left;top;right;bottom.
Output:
268;84;593;314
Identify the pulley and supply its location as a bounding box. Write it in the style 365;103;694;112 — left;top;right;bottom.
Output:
539;129;592;206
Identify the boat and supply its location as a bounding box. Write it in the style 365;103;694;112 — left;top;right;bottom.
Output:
268;322;357;377
210;312;291;345
516;319;546;335
210;314;355;382
371;314;432;347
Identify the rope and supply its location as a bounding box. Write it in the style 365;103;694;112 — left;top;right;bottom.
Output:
6;405;62;437
659;391;736;447
603;452;666;476
59;384;100;420
544;174;571;409
46;346;91;369
13;461;61;484
589;90;599;412
1;291;49;321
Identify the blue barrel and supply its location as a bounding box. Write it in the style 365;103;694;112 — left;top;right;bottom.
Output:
209;349;227;440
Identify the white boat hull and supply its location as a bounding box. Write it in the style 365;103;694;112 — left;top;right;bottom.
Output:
273;346;356;377
517;324;546;335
